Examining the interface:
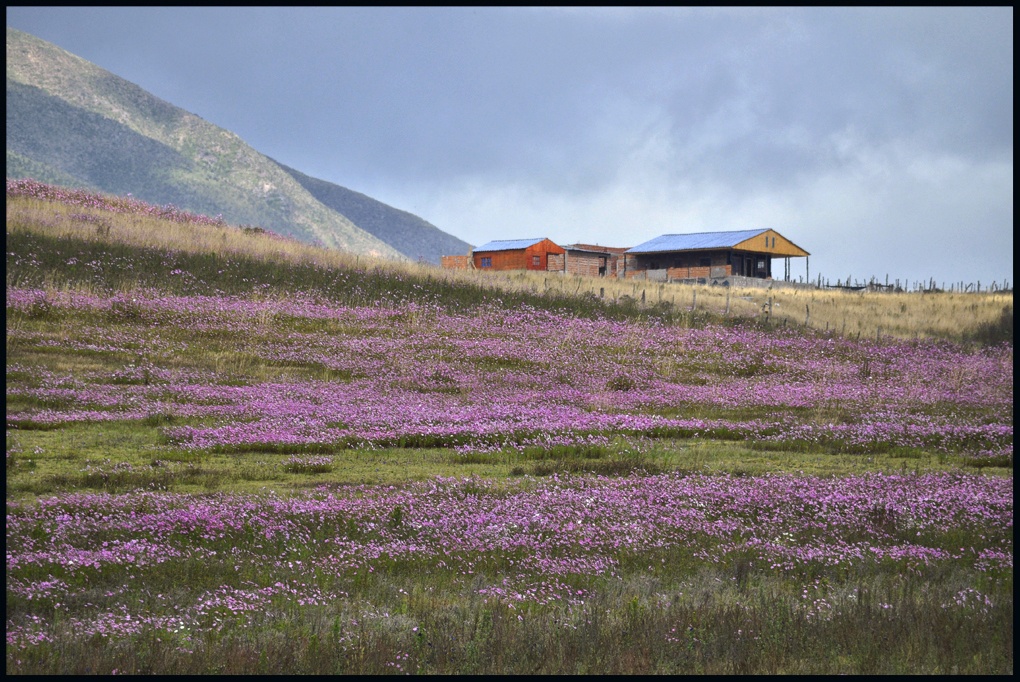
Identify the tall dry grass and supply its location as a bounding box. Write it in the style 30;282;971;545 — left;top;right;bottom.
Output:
6;193;1011;344
445;268;1011;344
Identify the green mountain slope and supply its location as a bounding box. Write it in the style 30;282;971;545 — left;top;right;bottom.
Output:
6;27;451;260
275;160;471;264
6;148;101;191
7;80;193;199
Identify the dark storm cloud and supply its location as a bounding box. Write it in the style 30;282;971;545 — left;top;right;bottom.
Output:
7;7;1010;179
6;7;1013;284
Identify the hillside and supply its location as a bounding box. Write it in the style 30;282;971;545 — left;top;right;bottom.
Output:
5;28;462;261
275;160;471;264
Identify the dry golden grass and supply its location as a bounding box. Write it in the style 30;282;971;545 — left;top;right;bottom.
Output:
6;194;1011;343
6;196;366;272
742;285;1012;342
462;268;1011;343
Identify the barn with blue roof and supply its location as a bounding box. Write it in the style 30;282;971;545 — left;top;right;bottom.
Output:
624;229;809;282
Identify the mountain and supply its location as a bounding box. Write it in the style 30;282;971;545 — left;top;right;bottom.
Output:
6;28;468;262
274;161;471;264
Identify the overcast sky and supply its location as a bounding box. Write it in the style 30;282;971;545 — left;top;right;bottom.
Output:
7;7;1013;287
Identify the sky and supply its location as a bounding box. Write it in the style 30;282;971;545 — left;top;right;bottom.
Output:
6;7;1014;288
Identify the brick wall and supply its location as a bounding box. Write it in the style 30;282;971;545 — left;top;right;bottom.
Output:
566;252;606;277
441;255;471;270
627;264;734;281
668;265;712;280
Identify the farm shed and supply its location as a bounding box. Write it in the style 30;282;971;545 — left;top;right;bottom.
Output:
624;229;809;282
561;244;628;278
472;238;566;272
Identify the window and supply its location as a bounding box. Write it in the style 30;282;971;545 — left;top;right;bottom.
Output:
532;255;541;267
480;257;492;268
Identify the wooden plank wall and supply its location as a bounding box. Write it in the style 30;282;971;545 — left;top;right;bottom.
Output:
473;250;528;270
474;240;566;271
736;230;809;258
524;240;566;271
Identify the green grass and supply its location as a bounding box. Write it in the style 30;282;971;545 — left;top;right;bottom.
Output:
7;532;1012;674
8;423;997;500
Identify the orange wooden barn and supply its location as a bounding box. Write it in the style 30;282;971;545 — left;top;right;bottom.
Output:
472;238;566;272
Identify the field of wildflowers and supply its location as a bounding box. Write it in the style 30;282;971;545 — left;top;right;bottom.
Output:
7;473;1013;673
6;181;1014;673
6;287;1013;462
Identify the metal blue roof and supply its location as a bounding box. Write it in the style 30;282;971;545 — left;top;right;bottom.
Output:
473;238;548;252
626;229;769;254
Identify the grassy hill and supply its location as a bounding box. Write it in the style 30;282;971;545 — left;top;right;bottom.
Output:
6;27;465;261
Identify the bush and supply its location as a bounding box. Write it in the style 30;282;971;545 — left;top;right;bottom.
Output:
969;305;1013;347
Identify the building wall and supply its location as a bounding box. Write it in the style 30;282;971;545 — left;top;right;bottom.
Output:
735;230;809;258
547;253;565;272
629;250;730;272
523;240;566;271
625;268;664;281
666;264;733;280
570;244;627;278
441;255;471;270
625;265;735;281
610;254;624;277
473;249;528;270
565;251;609;277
